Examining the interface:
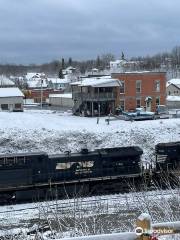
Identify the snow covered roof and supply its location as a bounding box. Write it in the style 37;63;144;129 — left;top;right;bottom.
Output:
48;78;70;84
167;78;180;88
65;66;76;70
27;79;48;88
0;75;15;86
49;93;72;98
26;72;46;81
0;88;24;97
71;77;121;87
167;95;180;101
110;60;125;64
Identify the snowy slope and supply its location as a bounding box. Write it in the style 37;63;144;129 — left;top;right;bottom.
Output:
0;110;179;164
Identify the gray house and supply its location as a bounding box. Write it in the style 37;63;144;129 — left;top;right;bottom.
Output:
166;79;180;109
167;79;180;96
71;76;121;116
0;88;24;111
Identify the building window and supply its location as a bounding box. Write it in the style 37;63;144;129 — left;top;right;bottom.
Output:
155;80;160;92
120;80;125;94
156;97;160;105
136;98;141;108
15;103;22;109
1;104;8;110
136;80;141;93
120;99;125;111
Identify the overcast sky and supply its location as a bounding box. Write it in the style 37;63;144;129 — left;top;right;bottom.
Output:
0;0;179;64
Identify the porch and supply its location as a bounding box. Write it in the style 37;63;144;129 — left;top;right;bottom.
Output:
80;100;115;117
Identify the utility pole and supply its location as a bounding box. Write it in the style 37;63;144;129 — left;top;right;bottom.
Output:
40;78;43;109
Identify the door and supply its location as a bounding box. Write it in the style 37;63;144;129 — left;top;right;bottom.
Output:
146;100;152;111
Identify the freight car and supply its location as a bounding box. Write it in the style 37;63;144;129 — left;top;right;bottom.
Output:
0;146;143;203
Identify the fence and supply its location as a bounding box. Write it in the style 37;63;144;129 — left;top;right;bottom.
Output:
51;213;180;240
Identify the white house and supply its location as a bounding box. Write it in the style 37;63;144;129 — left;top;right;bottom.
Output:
47;78;70;91
0;75;15;87
0;88;24;111
26;72;48;89
62;66;76;75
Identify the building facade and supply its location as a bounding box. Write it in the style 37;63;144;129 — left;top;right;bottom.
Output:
71;77;121;116
166;79;180;96
112;72;166;112
0;88;24;111
49;93;73;108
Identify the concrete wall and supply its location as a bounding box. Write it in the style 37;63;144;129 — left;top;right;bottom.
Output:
49;96;73;108
0;97;23;111
167;100;180;109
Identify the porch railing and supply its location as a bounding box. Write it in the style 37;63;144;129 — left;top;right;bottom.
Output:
73;92;116;101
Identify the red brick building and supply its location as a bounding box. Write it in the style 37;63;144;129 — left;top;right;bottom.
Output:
112;72;166;112
24;89;63;103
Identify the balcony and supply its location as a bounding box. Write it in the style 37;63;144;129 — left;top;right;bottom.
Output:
73;92;116;102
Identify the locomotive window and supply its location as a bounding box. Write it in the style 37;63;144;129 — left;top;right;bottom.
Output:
158;149;165;153
0;158;5;166
16;156;26;165
6;157;15;165
56;162;71;170
116;162;123;166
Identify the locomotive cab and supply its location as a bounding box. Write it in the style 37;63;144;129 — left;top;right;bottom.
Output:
0;152;49;188
155;142;180;172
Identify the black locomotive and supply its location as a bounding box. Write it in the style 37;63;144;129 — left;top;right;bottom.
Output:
0;142;179;203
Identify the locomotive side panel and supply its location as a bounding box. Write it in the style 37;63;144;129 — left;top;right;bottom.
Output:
0;169;32;188
49;146;143;183
49;152;101;181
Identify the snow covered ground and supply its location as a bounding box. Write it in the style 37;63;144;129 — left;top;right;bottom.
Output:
0;109;179;239
0;109;180;164
0;189;179;239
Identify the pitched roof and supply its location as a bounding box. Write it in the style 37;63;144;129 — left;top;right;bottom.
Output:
167;78;180;88
71;76;121;87
48;78;70;84
0;75;15;86
0;88;24;97
49;93;72;98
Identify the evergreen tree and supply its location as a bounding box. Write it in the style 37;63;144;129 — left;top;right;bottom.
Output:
68;57;72;66
58;68;64;79
121;52;125;60
96;56;101;68
62;58;65;69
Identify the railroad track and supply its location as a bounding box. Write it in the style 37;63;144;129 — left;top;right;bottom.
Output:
0;189;178;216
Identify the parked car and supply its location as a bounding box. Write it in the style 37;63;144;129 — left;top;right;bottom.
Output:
122;108;155;120
155;105;169;119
